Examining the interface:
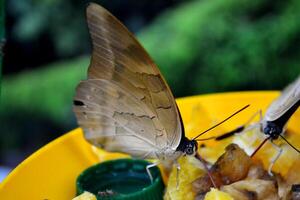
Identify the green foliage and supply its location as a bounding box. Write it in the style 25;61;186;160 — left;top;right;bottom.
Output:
0;57;88;163
9;0;90;56
8;0;181;57
1;56;89;122
140;0;300;96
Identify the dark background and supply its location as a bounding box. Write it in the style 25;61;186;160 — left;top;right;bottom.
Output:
1;0;300;168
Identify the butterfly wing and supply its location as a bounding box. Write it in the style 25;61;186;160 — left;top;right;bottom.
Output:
73;3;182;158
265;75;300;122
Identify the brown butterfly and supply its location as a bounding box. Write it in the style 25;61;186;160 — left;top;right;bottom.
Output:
73;3;247;184
73;3;190;161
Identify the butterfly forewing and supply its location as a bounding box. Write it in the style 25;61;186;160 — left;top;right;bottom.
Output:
73;3;182;158
265;76;300;122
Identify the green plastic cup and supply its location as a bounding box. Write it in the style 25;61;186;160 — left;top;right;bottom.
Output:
76;159;165;200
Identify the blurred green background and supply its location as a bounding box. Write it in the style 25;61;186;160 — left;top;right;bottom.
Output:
1;0;300;167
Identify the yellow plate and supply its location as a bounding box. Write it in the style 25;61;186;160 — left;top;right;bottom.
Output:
1;91;300;199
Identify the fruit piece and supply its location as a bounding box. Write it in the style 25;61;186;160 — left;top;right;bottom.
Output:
193;144;252;193
164;156;205;200
72;191;97;200
212;144;252;184
221;179;279;200
203;188;233;200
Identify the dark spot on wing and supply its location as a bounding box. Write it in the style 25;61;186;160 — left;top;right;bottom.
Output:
73;100;85;106
200;144;206;148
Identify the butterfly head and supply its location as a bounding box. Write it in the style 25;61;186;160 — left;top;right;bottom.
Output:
177;137;198;156
185;140;198;155
263;121;282;140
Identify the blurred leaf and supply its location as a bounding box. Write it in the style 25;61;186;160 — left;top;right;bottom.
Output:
1;56;89;122
140;0;300;95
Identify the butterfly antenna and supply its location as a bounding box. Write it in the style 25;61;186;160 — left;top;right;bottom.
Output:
192;104;250;140
279;135;300;153
251;136;270;157
195;136;216;141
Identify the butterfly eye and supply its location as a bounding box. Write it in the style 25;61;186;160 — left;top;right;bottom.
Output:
185;143;195;155
186;148;193;155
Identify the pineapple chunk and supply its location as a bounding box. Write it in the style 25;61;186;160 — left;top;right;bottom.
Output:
72;191;96;200
164;156;205;200
204;188;233;200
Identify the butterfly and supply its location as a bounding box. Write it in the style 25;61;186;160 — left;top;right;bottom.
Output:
73;3;193;162
72;3;247;184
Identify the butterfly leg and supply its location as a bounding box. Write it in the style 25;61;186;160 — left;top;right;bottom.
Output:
243;109;263;126
239;123;263;153
174;160;181;190
140;151;154;160
146;161;160;183
268;141;283;176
